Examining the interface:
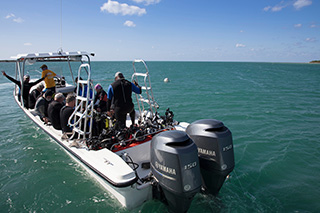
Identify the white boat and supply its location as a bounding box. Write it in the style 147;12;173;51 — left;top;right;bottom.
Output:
2;51;235;212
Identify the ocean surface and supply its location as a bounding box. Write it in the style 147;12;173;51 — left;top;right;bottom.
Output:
1;61;319;212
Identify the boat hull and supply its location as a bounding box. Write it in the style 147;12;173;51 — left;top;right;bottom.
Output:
14;93;153;209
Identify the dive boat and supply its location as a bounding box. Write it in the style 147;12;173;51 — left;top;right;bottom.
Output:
3;51;235;212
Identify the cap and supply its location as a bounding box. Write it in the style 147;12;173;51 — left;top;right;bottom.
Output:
24;74;30;79
115;72;124;79
95;83;102;90
40;64;47;69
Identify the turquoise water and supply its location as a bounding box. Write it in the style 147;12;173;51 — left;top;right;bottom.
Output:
1;61;320;212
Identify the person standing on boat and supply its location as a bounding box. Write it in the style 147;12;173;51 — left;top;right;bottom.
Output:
94;83;108;112
48;93;65;130
106;72;141;129
40;64;59;94
60;94;76;134
33;90;53;124
2;71;46;109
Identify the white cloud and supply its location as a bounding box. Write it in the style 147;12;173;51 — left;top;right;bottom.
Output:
294;23;302;28
236;43;246;48
293;0;312;10
263;6;271;11
13;17;24;23
124;20;136;27
5;13;15;19
5;13;24;23
101;0;146;16
305;37;316;42
24;42;32;46
264;2;289;12
264;0;312;12
132;0;161;5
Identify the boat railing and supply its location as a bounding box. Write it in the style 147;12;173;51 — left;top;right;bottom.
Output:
69;63;95;139
131;60;159;122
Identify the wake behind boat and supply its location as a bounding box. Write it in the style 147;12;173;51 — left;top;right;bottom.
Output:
1;51;235;212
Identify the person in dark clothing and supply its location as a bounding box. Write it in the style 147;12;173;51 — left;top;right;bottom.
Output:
107;72;141;129
29;84;44;109
48;93;65;130
94;83;108;112
60;94;75;133
2;71;46;109
33;90;53;124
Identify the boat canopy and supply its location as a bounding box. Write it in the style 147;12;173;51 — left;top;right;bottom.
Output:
0;51;95;63
3;50;95;108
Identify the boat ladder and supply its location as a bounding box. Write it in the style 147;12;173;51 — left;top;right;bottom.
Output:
131;59;159;121
68;64;95;139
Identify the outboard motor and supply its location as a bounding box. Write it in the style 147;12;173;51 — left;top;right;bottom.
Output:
186;119;234;196
151;130;202;213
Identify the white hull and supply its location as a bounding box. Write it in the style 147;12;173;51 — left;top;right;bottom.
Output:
14;93;188;209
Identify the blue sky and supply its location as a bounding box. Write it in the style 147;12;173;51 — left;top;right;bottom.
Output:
0;0;319;62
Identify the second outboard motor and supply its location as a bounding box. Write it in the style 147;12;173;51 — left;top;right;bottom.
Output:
186;119;235;196
151;130;202;213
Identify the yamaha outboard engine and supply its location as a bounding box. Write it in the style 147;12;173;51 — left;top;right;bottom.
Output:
186;119;234;196
151;130;202;213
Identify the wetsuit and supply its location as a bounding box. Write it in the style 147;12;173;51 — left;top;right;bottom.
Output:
48;100;64;130
29;89;41;109
94;89;108;112
107;79;141;129
60;105;74;133
34;97;51;120
4;75;44;109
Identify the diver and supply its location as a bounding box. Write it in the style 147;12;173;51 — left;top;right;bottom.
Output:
106;72;141;130
60;94;76;135
94;83;108;112
48;93;65;130
2;71;46;109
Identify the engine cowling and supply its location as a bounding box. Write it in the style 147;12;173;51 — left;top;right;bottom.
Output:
186;119;235;195
151;130;202;213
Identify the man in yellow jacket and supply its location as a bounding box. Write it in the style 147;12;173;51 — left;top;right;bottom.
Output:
41;64;58;93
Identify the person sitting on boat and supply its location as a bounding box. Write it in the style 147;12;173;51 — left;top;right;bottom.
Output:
106;72;141;130
48;93;65;130
94;83;108;112
40;64;60;94
2;71;46;109
60;94;76;135
33;90;53;124
29;84;44;109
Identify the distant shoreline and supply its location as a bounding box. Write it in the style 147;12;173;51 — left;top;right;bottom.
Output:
310;60;320;64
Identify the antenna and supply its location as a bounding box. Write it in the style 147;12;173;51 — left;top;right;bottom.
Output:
59;0;63;52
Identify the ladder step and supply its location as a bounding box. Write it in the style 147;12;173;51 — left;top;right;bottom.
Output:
77;96;88;101
139;98;156;105
73;128;84;135
133;73;147;77
141;86;151;90
73;127;90;135
75;111;92;118
78;80;89;84
75;112;83;117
